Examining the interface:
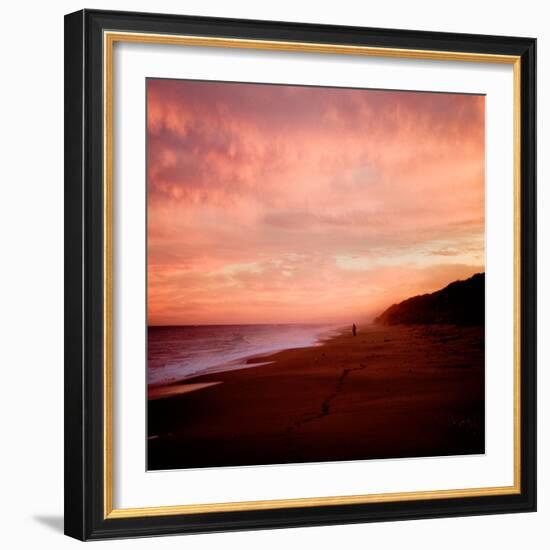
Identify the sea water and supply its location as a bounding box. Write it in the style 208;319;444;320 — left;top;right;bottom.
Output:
148;324;340;386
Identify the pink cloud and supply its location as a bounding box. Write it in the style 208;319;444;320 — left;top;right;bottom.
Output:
147;79;485;325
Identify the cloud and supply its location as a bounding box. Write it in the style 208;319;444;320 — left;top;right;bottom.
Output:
147;79;485;325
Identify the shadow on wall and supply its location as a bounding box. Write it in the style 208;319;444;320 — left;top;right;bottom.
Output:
33;515;64;534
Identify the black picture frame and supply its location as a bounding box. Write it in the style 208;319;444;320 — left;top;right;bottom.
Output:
64;9;536;541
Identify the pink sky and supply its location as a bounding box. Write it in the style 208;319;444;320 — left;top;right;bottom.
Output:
147;79;485;325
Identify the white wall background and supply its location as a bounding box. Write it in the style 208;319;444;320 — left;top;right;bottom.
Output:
0;1;546;548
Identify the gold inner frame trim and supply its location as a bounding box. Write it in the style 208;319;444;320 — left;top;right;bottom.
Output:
103;30;522;520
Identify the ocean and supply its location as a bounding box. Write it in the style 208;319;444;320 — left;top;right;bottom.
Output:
148;324;341;386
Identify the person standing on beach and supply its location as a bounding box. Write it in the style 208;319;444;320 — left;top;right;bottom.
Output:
352;323;357;336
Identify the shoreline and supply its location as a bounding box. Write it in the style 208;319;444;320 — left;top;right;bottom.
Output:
147;324;346;389
148;323;485;470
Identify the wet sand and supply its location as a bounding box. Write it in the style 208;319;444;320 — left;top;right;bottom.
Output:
148;324;484;470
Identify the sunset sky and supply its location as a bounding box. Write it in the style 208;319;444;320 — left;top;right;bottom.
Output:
147;79;485;326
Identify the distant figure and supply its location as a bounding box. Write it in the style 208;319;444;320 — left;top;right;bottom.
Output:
352;323;357;336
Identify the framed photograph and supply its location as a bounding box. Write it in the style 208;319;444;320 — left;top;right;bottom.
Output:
64;9;536;540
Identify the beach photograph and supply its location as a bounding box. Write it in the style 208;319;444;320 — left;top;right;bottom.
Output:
146;78;485;470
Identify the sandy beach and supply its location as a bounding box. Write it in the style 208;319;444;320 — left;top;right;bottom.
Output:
148;323;484;470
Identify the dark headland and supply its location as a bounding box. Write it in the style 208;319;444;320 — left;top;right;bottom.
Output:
148;274;485;470
375;273;485;326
